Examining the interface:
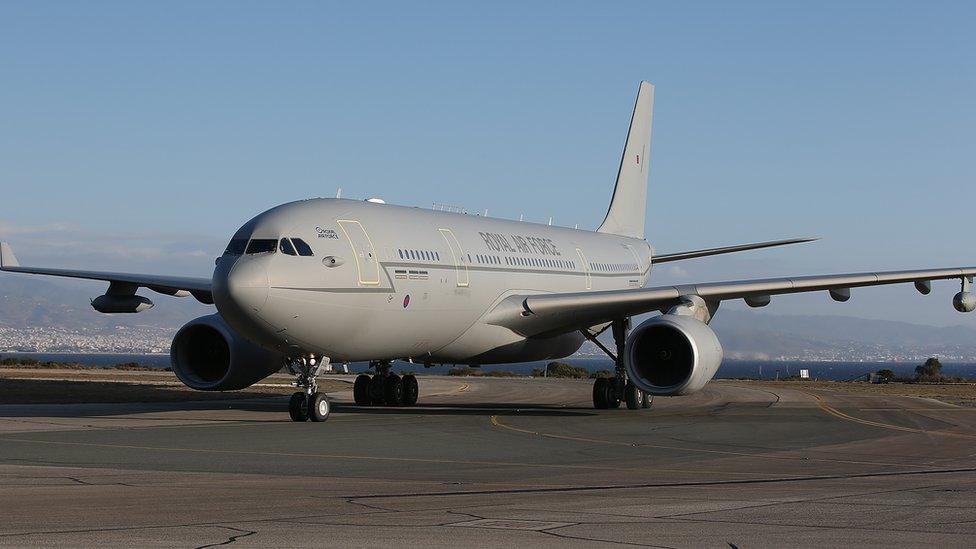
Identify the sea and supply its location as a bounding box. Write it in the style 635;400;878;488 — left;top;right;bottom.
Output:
2;352;975;381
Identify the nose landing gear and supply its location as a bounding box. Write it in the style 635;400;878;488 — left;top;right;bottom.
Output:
286;355;332;422
352;361;419;407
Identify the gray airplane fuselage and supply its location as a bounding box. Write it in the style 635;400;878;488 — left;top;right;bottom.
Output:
213;198;653;364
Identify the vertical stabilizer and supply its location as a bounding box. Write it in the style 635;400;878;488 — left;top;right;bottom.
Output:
597;81;654;239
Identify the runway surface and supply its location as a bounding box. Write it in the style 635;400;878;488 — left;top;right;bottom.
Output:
2;376;976;547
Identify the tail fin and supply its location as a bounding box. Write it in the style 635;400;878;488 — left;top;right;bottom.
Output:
597;81;654;239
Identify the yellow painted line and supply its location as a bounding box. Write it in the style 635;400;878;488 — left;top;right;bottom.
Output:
802;391;976;441
488;415;940;470
423;382;470;398
858;408;976;412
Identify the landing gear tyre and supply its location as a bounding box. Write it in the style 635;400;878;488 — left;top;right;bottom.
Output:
384;374;404;407
353;374;372;406
308;392;331;422
369;375;386;405
607;384;621;409
402;374;419;406
625;382;643;410
641;391;653;409
288;392;308;422
593;378;610;409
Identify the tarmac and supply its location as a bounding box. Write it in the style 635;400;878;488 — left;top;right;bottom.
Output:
1;376;976;547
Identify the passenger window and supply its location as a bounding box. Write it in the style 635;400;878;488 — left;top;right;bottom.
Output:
291;238;314;256
246;239;277;254
279;238;297;256
398;249;403;259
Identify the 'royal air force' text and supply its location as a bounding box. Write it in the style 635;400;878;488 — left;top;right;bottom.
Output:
478;232;561;256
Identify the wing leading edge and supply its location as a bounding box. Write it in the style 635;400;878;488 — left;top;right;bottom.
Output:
486;266;976;337
0;242;213;304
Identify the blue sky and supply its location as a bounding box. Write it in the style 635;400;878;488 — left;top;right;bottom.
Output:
1;1;974;326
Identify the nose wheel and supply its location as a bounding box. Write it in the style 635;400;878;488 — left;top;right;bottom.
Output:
286;355;332;422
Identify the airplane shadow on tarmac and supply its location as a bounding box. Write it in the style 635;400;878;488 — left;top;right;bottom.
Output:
0;379;596;418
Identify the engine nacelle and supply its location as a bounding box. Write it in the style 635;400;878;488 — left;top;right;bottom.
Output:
170;314;283;391
953;291;976;313
624;314;723;396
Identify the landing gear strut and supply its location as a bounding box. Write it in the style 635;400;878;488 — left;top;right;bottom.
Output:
583;319;651;411
286;355;332;422
353;361;419;407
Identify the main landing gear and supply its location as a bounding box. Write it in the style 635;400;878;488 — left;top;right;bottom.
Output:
286;355;332;422
583;319;653;411
353;361;419;407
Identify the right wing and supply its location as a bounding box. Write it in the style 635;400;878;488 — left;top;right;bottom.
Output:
486;266;976;337
0;242;213;304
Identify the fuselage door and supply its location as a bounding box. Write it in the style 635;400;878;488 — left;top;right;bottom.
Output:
438;228;469;287
337;219;380;286
624;244;643;272
576;248;592;290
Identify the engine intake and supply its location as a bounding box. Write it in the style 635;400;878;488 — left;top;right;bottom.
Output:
624;314;723;396
170;314;283;390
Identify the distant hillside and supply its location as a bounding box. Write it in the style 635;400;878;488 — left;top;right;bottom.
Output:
709;310;976;359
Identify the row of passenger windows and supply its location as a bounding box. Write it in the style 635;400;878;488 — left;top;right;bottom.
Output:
398;249;440;262
503;256;576;270
224;238;314;256
590;262;637;272
397;247;623;273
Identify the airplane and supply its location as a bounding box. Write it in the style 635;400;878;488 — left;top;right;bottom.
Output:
2;81;975;423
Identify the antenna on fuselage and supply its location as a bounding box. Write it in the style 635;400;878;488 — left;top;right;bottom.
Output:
519;213;524;221
336;187;342;199
548;217;553;226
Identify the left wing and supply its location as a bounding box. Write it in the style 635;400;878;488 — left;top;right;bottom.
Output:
486;266;976;337
0;242;213;304
651;237;817;264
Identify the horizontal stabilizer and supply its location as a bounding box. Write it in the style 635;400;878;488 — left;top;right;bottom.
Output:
652;237;817;264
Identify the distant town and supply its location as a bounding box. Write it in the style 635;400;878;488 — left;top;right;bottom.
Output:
3;325;976;362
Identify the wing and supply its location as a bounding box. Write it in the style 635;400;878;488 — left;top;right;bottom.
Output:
0;242;213;304
651;237;817;264
486;265;976;337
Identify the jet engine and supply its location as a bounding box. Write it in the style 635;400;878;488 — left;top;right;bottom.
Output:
623;314;723;396
170;314;283;391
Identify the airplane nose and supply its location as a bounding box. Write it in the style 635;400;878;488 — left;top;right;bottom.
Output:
214;256;269;315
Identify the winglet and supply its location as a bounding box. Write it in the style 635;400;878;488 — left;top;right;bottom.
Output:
0;242;20;268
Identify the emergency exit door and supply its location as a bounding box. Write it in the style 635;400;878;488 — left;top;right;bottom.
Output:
438;228;469;287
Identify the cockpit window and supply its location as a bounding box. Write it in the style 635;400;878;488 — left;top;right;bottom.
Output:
224;238;248;255
245;239;277;254
291;238;314;257
279;238;297;256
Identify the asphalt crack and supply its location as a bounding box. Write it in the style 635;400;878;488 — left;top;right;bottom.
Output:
193;526;256;548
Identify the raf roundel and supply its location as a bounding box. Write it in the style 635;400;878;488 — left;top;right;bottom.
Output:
403;294;410;308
